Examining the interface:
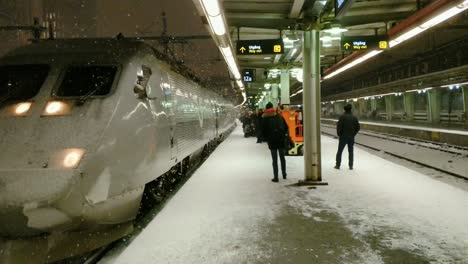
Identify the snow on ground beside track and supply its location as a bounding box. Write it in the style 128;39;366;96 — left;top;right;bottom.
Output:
287;135;468;263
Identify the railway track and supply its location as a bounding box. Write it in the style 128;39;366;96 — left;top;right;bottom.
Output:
321;124;468;181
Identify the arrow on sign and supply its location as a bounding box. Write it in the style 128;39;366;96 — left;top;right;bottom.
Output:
344;43;351;49
239;47;246;53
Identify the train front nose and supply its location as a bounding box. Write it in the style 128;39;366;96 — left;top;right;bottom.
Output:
0;169;78;237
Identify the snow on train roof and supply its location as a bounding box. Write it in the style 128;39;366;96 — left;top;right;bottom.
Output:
2;38;151;58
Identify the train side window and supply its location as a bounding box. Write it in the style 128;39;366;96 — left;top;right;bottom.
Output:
0;64;49;102
56;66;117;97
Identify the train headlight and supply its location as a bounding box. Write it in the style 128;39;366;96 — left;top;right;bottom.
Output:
62;148;85;168
43;101;72;116
14;102;32;115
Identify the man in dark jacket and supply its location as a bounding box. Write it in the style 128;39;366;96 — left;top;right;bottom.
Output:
335;104;360;170
261;102;289;182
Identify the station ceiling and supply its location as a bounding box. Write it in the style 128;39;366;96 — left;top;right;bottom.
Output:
197;0;468;106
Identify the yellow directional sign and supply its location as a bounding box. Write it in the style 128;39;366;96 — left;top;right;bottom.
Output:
236;39;284;55
341;35;389;52
379;41;388;49
273;45;282;53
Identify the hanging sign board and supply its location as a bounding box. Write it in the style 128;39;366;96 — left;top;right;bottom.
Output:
242;69;255;82
236;39;284;55
341;35;389;51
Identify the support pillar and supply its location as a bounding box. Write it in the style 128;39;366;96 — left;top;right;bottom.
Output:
463;86;468;125
301;29;323;183
385;96;393;121
403;92;415;121
271;84;279;105
280;70;290;105
428;89;441;123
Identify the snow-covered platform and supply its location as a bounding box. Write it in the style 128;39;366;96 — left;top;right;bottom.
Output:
100;124;468;264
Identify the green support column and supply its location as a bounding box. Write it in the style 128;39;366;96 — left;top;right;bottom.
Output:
403;92;415;121
353;101;360;117
428;89;441;123
302;29;322;183
463;86;468;125
280;70;290;105
271;84;279;105
385;96;393;121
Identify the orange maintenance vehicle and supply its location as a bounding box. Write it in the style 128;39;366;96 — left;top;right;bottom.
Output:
280;108;304;156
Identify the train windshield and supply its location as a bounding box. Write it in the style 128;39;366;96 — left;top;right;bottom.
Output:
56;66;117;97
0;64;50;102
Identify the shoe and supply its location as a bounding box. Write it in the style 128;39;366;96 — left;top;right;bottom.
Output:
349;166;353;170
282;173;287;179
271;178;279;182
334;165;340;170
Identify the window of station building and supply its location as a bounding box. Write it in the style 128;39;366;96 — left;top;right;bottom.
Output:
56;66;117;97
414;92;428;112
376;97;386;112
392;95;404;112
0;64;50;102
441;88;464;112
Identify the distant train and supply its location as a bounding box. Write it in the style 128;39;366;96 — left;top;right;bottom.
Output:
0;38;236;262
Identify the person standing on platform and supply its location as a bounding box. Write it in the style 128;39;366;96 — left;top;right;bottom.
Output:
261;102;289;182
335;103;360;170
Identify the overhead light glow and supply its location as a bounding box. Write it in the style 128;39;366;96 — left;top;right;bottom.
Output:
296;69;303;83
324;50;383;79
322;39;332;47
201;0;221;16
208;14;226;35
323;26;348;34
221;46;233;58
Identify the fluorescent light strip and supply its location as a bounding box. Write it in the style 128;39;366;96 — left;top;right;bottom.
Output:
324;0;468;79
324;50;382;79
220;46;242;79
208;14;226;36
201;0;221;16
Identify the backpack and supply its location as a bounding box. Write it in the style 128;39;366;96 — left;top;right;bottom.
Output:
269;115;286;143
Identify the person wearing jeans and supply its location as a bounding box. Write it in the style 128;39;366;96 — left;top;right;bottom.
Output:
261;102;289;182
335;104;360;170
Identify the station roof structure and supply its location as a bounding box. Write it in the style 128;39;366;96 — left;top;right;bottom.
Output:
192;0;468;106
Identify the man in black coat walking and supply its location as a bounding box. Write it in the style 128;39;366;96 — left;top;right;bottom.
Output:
335;104;360;170
261;102;289;182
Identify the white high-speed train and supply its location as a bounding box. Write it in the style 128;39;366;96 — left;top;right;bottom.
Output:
0;38;236;262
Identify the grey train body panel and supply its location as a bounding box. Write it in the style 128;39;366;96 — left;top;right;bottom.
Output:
0;39;236;238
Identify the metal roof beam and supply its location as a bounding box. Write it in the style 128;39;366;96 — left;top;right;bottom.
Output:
289;0;305;18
